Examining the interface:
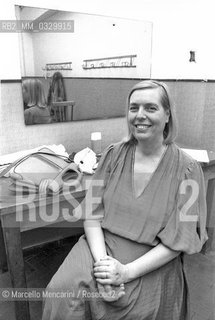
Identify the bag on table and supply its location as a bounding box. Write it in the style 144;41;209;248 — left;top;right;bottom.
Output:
0;147;82;195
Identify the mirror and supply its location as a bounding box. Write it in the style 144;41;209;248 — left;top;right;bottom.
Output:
15;6;152;125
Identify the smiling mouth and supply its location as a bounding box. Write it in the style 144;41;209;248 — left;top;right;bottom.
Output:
135;124;151;129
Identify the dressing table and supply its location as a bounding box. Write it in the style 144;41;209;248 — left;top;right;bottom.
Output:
0;175;90;320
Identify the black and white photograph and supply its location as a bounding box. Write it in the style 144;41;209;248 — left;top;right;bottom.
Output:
0;0;214;319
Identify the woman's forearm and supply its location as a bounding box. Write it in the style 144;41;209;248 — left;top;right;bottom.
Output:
84;220;107;262
125;243;180;283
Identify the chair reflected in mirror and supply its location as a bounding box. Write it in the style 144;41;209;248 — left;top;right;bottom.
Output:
51;101;75;122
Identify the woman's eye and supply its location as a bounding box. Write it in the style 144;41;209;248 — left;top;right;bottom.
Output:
129;106;138;112
147;106;157;112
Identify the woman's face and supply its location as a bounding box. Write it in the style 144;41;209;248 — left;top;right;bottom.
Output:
128;88;170;144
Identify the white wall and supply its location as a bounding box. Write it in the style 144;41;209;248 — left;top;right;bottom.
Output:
29;11;152;78
0;0;214;80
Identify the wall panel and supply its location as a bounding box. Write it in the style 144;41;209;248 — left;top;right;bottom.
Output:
1;79;215;156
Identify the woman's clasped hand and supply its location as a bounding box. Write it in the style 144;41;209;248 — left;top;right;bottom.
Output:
94;256;127;301
94;256;128;286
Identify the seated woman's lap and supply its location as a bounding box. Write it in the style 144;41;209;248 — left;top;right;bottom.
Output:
42;236;96;320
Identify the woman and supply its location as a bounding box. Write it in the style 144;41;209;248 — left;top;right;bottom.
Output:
23;79;52;125
42;80;207;319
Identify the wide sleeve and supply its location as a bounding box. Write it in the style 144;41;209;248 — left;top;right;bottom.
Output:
157;161;208;254
74;144;114;221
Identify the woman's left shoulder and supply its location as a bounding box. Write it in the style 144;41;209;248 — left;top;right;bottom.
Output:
170;143;201;174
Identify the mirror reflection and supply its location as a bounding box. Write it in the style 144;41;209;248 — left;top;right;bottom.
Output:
23;78;52;125
16;6;152;125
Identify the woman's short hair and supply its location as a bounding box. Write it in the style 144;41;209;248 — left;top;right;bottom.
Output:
22;79;46;108
126;80;177;144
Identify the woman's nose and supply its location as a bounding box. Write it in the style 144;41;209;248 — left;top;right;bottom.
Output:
136;106;146;119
